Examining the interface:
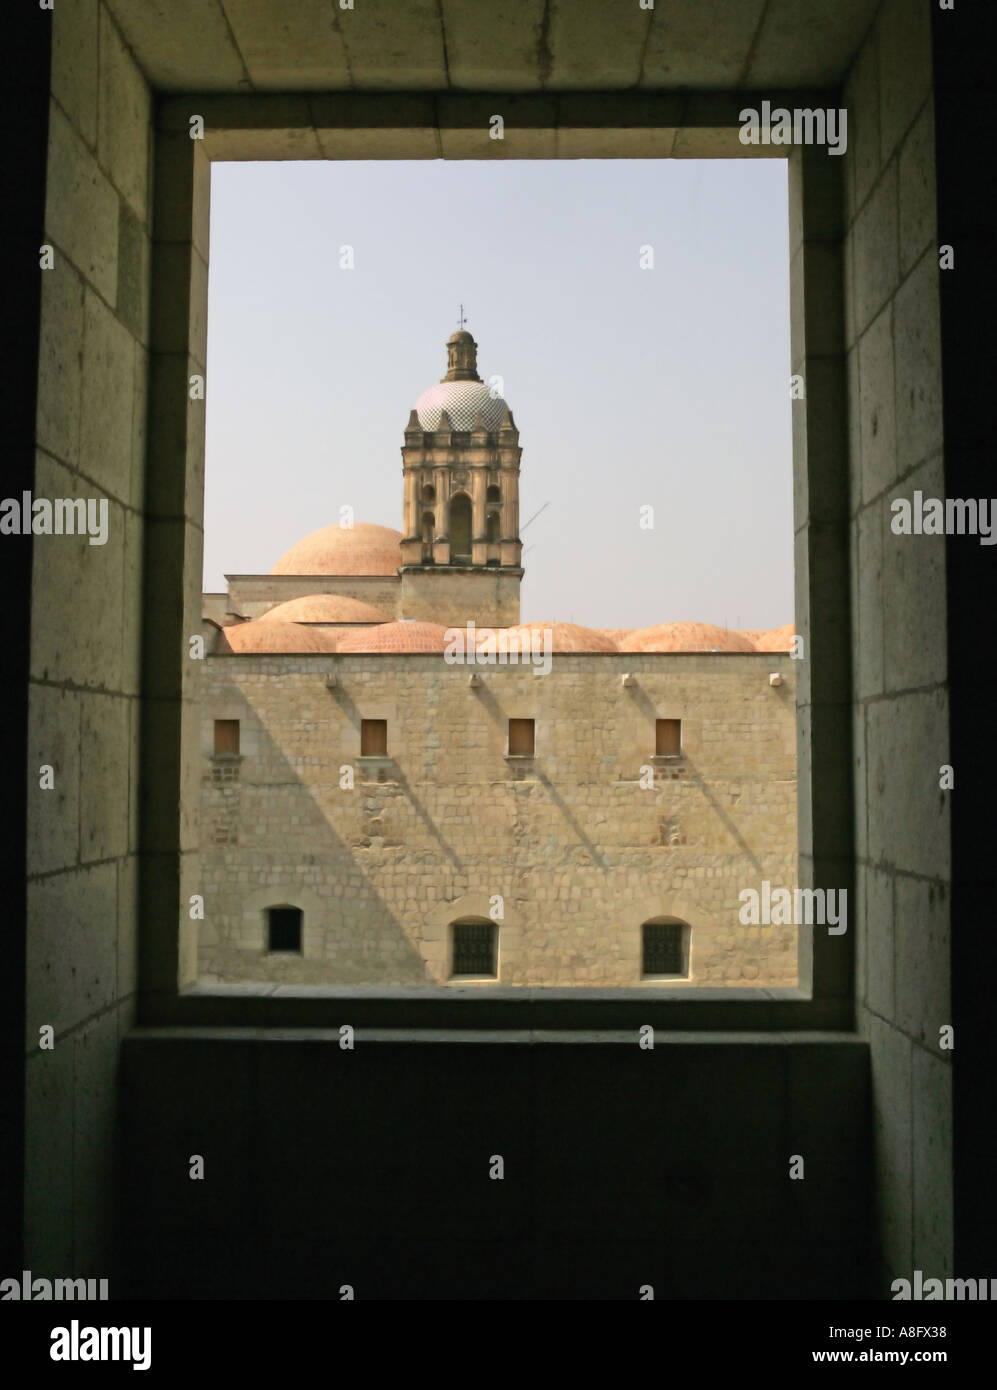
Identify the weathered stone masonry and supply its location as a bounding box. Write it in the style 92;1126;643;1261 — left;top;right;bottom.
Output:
199;651;797;986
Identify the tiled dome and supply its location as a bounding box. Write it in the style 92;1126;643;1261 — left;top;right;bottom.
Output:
415;380;509;431
488;621;619;654
335;621;451;653
270;522;401;576
260;594;390;624
750;622;796;652
619;622;758;653
217;620;339;654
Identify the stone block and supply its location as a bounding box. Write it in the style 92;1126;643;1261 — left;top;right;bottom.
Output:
877;0;933;167
745;0;880;86
867;691;950;881
81;288;135;504
852;161;898;337
26;861;117;1043
802;242;845;357
894;250;943;477
895;875;950;1049
440;0;541;90
51;0;99;148
546;0;647;88
844;26;880;217
854;499;884;699
899;102;937;279
116;199;150;345
799;356;849;527
221;0;350;90
882;453;947;693
27;683;80;877
45;102;119;306
98;6;151;218
865;866;894;1019
97;0;248;90
29;455;125;691
858;303;896;504
80;692;130;863
36;255;84;467
150;243;206;359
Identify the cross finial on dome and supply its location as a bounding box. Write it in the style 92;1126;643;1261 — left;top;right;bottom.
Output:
458;303;467;330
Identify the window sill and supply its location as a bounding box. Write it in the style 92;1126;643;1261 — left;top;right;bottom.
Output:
144;982;850;1035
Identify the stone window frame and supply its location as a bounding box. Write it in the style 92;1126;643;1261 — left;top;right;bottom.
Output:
143;93;849;1032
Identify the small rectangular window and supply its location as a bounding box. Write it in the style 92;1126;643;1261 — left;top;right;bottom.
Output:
656;718;681;757
642;921;685;977
508;718;535;757
361;719;388;756
452;920;497;978
214;719;240;756
268;906;302;953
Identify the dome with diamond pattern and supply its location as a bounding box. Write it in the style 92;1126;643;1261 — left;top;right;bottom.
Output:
413;327;511;431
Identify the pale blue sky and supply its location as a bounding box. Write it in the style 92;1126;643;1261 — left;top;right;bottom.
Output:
204;157;792;631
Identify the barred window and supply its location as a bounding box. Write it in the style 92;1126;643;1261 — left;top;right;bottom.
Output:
641;920;686;977
451;919;497;978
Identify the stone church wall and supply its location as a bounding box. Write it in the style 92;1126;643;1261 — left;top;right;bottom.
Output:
198;651;798;987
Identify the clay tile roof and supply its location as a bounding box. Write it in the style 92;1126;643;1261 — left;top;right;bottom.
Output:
216;620;339;654
270;522;402;577
335;620;451;653
260;594;390;624
490;621;619;654
749;622;796;652
618;622;759;653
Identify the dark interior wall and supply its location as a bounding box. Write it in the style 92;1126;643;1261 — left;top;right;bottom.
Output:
2;2;49;1278
120;1033;870;1300
930;5;997;1277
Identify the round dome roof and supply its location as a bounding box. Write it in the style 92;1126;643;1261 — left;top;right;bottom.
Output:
750;622;796;652
619;622;758;653
259;594;390;624
217;620;339;654
335;621;451;654
485;621;619;654
270;522;401;577
415;380;508;431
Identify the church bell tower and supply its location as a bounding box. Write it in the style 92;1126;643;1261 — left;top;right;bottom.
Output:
398;325;523;627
